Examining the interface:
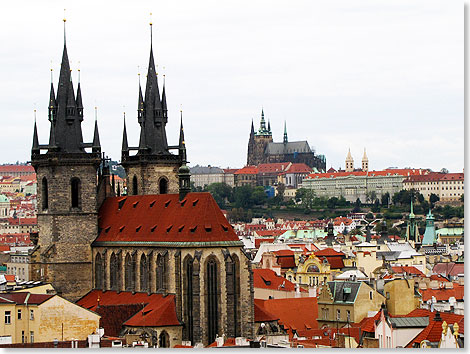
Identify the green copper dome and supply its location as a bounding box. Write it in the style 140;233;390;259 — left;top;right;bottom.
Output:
0;195;9;203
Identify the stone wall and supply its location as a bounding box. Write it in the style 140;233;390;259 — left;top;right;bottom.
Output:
126;164;179;195
93;245;255;346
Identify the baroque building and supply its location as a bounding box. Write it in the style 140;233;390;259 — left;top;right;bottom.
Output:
247;110;326;171
30;21;254;347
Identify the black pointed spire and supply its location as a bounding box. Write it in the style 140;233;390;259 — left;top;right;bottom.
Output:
48;70;57;122
179;110;187;163
92;108;101;153
32;114;39;153
122;113;129;152
250;119;255;135
162;75;167;120
283;121;288;144
137;75;144;123
76;80;83;121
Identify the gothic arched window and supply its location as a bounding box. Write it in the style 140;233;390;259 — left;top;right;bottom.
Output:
226;255;241;338
140;254;148;292
125;253;135;291
206;258;219;344
159;331;170;348
71;177;81;209
132;175;138;195
95;253;103;289
183;256;194;344
110;253;118;291
156;253;168;292
159;177;168;195
41;177;48;211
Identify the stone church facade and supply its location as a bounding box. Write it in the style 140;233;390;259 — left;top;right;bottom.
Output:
30;22;254;346
247;110;326;171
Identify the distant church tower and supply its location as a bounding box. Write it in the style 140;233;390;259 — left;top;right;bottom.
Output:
345;148;354;172
247;109;273;166
362;148;369;172
121;23;185;196
30;20;102;301
406;199;419;243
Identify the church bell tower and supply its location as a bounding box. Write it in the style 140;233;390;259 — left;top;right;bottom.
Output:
30;19;102;301
121;22;185;195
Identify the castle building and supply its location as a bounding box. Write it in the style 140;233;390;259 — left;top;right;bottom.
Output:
30;21;254;347
247;110;326;171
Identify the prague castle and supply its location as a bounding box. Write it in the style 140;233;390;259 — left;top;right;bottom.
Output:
247;109;326;171
29;20;254;346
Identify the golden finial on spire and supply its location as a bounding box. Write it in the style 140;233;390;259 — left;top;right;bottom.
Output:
150;12;153;26
50;61;54;83
63;8;66;22
94;106;98;121
77;61;81;83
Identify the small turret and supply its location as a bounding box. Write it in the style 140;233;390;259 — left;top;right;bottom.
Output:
283;121;288;145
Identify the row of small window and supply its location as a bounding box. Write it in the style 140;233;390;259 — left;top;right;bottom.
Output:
5;309;34;323
41;177;81;210
321;308;351;321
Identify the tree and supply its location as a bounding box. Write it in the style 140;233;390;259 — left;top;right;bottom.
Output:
352;198;362;213
460;194;464;203
207;182;233;209
296;188;315;210
381;192;390;207
371;199;381;213
327;197;339;210
233;185;254;209
429;193;440;208
252;186;268;205
276;183;286;200
440;168;449;174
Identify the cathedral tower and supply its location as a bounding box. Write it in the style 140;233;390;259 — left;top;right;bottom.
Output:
362;148;369;172
246;109;273;166
30;20;102;301
121;23;184;195
345;148;354;172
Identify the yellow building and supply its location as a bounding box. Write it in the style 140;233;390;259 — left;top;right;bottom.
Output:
0;292;99;344
317;281;385;328
383;279;420;316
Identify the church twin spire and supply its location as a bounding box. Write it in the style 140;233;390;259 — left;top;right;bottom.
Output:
33;19;100;155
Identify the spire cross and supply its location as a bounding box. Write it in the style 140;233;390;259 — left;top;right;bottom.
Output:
63;9;67;44
149;12;153;47
34;108;37;123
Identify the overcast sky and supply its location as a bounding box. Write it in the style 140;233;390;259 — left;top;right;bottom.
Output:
0;0;463;172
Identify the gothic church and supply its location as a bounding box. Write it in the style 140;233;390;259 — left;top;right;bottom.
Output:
30;22;254;346
247;109;326;171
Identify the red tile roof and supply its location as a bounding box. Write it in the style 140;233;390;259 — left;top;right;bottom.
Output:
433;263;464;277
234;166;258;175
273;250;294;257
284;163;312;174
308;169;427;180
0;292;54;305
254;237;275;248
255;297;318;338
7;218;37;225
419;284;464;302
276;256;296;269
254;299;279;322
95;193;239;244
257;163;289;174
403;309;464;335
314;248;344;257
352;310;381;332
392;266;425;277
0;165;35;173
223;168;238;175
405;311;463;348
321;257;344;269
253;269;305;292
76;290;180;330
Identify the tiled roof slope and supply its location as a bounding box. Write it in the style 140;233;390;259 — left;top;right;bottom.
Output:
95;193;240;244
76;290;180;329
253;269;306;292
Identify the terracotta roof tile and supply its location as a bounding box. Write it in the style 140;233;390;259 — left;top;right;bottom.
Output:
95;193;238;244
253;269;305;292
314;248;344;257
234;166;258;175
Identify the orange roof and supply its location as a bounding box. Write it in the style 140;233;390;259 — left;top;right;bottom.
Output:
405;311;463;347
257;163;288;174
95;193;239;244
283;163;312;174
353;310;381;332
419;284;464;302
76;290;180;329
254;299;279;322
253;269;305;292
0;165;35;173
308;169;426;180
272;250;294;257
254;237;275;248
7;218;37;225
403;309;464;335
314;248;344;257
234;166;258;175
255;297;318;338
392;266;425;277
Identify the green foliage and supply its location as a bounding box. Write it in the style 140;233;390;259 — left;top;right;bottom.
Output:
206;183;233;209
371;199;381;213
352;198;362;212
381;192;390;207
429;193;440;208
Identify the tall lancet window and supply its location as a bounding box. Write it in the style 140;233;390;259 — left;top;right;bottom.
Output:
132;175;138;195
206;258;219;344
140;254;148;292
159;177;168;194
95;253;103;289
125;253;135;291
183;256;194;344
41;177;48;211
110;253;118;291
156;253;167;292
71;177;81;209
226;255;241;337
